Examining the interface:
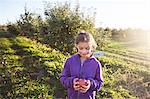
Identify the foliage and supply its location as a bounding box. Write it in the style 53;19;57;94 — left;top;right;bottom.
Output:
7;23;20;36
1;1;150;98
111;28;149;42
98;44;150;98
0;32;150;98
0;25;7;32
5;1;113;54
42;2;96;54
97;55;149;99
94;27;112;50
0;36;67;98
7;7;44;40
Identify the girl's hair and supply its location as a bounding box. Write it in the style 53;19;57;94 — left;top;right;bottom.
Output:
75;32;97;50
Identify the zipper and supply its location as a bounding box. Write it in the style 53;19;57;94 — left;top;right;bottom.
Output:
77;61;84;99
80;62;84;78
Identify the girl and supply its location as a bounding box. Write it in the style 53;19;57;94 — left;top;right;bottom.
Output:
60;32;103;99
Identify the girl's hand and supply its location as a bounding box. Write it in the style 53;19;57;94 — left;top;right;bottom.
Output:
79;80;91;93
73;78;80;91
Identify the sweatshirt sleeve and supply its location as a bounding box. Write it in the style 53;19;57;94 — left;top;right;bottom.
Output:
88;61;103;91
60;59;75;89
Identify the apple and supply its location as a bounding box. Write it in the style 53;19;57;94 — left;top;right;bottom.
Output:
76;79;88;87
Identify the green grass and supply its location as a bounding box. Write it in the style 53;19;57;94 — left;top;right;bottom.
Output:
99;40;150;98
0;35;67;98
106;41;150;68
0;34;149;98
107;40;127;49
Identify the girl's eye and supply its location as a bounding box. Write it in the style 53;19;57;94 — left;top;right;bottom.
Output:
86;47;90;50
79;47;83;50
78;47;90;50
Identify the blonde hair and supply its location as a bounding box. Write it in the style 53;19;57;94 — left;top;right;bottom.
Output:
75;32;97;50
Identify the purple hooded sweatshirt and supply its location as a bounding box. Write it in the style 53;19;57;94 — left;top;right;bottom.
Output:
60;54;103;99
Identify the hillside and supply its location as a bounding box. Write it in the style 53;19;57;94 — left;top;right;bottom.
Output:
0;32;150;98
99;41;150;98
0;33;67;98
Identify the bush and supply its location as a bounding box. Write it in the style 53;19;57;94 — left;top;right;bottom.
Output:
43;2;96;54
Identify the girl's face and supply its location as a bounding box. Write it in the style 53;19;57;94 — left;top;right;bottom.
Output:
76;42;93;59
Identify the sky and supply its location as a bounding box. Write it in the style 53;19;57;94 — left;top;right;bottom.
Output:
0;0;150;30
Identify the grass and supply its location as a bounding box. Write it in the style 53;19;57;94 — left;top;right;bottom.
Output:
0;34;67;98
0;32;149;98
101;40;150;98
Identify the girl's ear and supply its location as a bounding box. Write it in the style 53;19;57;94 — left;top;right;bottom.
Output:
75;44;78;52
76;47;78;52
90;47;94;52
